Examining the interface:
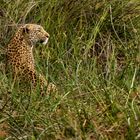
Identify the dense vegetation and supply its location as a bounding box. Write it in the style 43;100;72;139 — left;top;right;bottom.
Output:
0;0;140;139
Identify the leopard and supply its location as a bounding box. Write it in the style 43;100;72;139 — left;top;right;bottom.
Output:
5;23;56;95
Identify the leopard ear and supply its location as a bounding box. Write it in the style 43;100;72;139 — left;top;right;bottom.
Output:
22;25;30;33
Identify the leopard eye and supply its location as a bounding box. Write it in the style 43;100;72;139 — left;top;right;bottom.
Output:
36;26;42;31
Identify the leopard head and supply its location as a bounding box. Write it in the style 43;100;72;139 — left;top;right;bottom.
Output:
22;24;49;45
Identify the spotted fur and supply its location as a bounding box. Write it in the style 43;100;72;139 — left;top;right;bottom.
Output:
6;24;56;94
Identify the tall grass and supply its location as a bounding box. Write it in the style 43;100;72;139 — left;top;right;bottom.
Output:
0;0;140;139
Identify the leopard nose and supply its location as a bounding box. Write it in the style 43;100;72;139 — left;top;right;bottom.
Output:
46;33;50;38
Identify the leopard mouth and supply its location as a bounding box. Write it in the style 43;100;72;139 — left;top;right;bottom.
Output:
39;38;48;45
43;38;49;45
